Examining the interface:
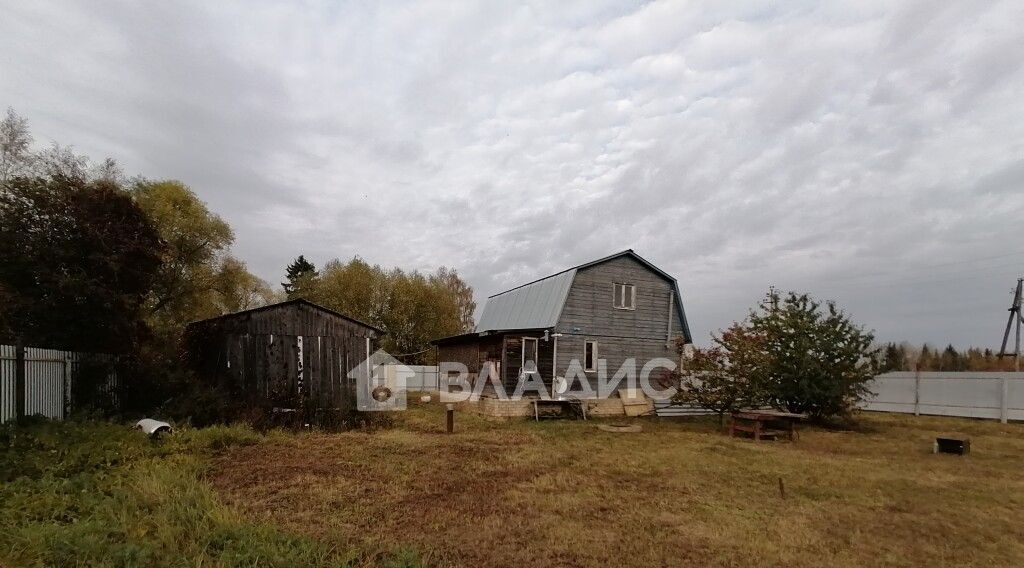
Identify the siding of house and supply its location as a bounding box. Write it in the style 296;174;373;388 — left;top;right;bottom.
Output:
553;334;676;392
554;255;683;389
557;255;684;339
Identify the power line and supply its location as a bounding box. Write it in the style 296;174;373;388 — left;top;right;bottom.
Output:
905;250;1024;269
786;266;1023;291
808;252;1024;284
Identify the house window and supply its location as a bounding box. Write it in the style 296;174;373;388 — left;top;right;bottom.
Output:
522;337;538;375
613;283;636;310
584;340;598;372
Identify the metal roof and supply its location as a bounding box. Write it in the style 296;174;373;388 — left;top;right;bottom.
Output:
476;269;576;331
473;249;693;343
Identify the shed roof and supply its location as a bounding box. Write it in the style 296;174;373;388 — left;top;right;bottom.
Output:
187;298;384;333
473;249;692;342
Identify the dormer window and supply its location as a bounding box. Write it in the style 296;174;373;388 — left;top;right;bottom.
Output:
613;283;635;310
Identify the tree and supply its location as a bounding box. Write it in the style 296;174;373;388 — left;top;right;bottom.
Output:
940;344;962;371
431;266;476;332
0;175;164;351
215;257;280;312
749;291;877;419
92;157;127;186
132;179;271;340
303;257;476;363
1;108;128;185
283;255;318;299
0;107;33;181
880;342;907;372
35;142;89;180
918;344;933;371
672;325;767;426
695;290;877;421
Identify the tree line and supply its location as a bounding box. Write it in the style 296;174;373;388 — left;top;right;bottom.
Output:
0;108;276;353
876;342;1018;372
0;107;475;418
282;254;475;364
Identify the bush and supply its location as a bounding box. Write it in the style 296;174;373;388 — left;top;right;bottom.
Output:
751;291;877;419
673;327;766;426
679;290;877;422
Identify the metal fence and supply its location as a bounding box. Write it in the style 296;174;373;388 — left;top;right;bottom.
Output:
401;365;439;391
862;372;1024;423
0;344;116;424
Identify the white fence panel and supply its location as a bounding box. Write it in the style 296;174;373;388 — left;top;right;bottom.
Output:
24;348;67;420
0;344;115;424
0;345;15;423
863;372;1024;422
400;365;439;391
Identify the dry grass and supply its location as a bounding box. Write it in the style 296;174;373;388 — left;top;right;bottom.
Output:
209;401;1024;567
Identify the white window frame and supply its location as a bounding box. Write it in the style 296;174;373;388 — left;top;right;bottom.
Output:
521;337;539;376
584;340;598;372
613;283;636;310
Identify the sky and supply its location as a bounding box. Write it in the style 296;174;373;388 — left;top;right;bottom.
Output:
2;0;1023;348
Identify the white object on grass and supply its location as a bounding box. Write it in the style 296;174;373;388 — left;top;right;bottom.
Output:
136;419;173;436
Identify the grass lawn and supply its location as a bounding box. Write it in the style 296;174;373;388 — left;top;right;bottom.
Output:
210;402;1024;567
3;403;1024;567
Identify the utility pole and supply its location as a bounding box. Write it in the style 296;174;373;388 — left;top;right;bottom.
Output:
998;278;1023;372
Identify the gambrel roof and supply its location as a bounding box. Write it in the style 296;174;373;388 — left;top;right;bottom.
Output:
474;250;692;342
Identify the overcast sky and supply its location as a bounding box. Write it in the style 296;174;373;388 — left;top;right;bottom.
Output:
2;1;1023;347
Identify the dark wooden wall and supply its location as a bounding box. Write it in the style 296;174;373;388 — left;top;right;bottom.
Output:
501;333;554;392
186;302;377;411
436;334;505;387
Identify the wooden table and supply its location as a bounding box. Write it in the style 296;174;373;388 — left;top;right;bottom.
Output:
730;410;807;441
533;398;587;421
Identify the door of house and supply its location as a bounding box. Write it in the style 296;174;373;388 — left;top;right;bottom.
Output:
521;337;539;377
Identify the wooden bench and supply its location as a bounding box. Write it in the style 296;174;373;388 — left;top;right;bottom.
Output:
730;410;807;441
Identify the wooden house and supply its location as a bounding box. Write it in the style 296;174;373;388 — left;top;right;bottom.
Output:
432;250;692;413
185;299;382;415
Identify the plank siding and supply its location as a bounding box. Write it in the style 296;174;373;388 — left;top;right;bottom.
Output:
553;256;683;388
557;255;684;340
554;334;676;392
184;300;377;416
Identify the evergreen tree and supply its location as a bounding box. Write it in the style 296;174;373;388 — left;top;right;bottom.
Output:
881;342;907;372
283;255;318;299
682;290;877;421
919;344;933;371
940;344;961;371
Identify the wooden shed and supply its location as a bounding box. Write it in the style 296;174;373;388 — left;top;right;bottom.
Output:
184;299;382;414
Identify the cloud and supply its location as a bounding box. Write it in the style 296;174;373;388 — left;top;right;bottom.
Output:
2;0;1023;347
